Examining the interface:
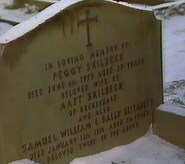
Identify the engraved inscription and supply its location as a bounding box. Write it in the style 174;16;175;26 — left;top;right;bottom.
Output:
77;10;98;47
23;41;154;163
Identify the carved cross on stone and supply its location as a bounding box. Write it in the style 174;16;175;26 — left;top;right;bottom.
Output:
77;10;98;47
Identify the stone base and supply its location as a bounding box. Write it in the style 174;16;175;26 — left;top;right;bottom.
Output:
154;104;185;150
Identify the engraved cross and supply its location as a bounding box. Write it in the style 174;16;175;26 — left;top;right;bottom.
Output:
77;10;98;47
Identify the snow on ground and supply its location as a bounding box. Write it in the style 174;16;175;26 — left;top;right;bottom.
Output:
9;159;39;164
0;0;39;19
0;0;39;35
163;16;185;83
10;130;185;164
0;5;39;23
162;15;185;107
70;132;185;164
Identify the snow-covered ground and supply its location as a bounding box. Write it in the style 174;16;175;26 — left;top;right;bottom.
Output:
162;15;185;107
0;0;39;21
9;160;39;164
0;0;39;35
70;132;185;164
10;130;185;164
163;16;185;83
1;0;185;164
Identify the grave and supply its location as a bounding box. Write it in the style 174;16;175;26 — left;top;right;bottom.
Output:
0;0;165;164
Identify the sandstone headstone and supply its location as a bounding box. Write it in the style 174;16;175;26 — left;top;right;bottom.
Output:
0;0;163;164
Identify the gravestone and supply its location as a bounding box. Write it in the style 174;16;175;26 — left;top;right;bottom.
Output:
0;0;163;164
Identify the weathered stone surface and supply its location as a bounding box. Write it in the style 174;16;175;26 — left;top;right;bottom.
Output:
0;0;163;164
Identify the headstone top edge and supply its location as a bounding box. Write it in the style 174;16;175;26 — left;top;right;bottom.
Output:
0;0;153;45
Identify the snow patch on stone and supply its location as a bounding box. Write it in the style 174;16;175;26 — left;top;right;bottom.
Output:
157;104;185;116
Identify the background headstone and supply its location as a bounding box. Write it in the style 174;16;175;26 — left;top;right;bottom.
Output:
0;0;163;164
